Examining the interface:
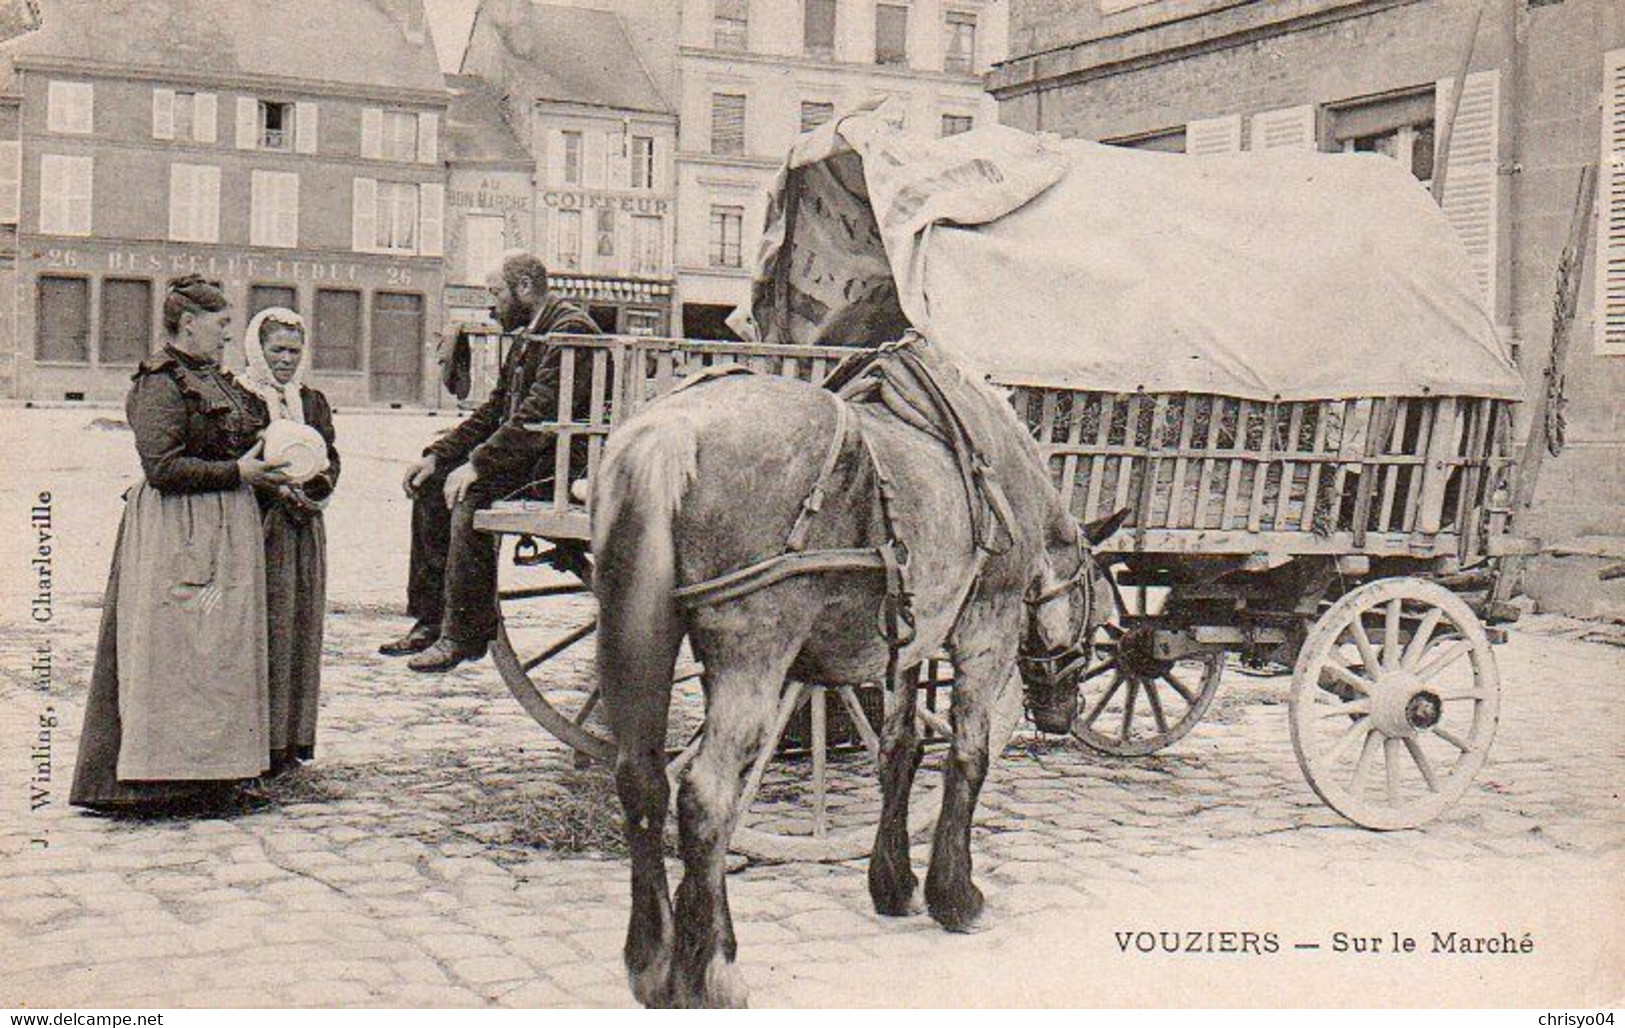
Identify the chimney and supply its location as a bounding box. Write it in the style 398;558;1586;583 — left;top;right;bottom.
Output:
372;0;426;46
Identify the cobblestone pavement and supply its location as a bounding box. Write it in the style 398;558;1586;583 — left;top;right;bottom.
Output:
1;410;1620;1007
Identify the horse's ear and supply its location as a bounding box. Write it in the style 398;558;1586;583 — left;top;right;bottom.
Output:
1078;507;1131;547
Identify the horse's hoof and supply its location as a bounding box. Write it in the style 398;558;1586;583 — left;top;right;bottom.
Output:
868;871;921;917
626;943;674;1008
926;881;985;934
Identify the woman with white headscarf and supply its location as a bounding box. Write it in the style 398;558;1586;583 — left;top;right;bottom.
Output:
238;307;341;775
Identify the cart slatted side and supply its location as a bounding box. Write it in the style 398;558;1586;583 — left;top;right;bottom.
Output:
1010;388;1518;559
476;335;858;541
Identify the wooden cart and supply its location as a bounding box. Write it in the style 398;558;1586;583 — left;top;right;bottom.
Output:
474;332;1532;856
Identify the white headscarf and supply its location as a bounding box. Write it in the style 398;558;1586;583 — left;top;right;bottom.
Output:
240;307;310;423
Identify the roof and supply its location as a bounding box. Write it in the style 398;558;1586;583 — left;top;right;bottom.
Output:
444;73;530;165
2;0;447;96
471;1;670;115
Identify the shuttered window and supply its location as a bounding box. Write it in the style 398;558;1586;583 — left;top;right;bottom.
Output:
943;11;976;74
100;278;154;365
36;276;90;362
709;204;743;267
375;181;419;252
1435;70;1500;316
875;4;908;66
168;163;220;243
314;289;362;370
0;141;19;223
1328;89;1435;182
1596;48;1625;355
383;111;418;162
296;101;320;154
251;170;300;248
804;0;836;55
713;0;747;49
633;215;663;276
711;93;746;156
556;209;583;270
1249;105;1317;152
39;154;93;236
562;130;583;185
192;92;217;143
46;81;92;134
801;101;835;133
258;100;295;151
941;113;973;137
631;136;655;190
1185;114;1242;154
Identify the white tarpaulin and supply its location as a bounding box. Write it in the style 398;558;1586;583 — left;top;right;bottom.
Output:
734;107;1524;403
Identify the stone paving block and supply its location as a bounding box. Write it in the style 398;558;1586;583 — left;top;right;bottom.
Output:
283;980;377;1006
450;955;535;986
394;983;489;1006
496;978;576;1007
420;932;508;962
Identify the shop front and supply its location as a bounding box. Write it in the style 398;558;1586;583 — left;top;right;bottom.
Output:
19;239;445;406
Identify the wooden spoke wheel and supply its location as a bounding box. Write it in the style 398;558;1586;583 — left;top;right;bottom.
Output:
1071;574;1225;756
491;545;1023;862
1289;577;1499;830
719;668;1026;864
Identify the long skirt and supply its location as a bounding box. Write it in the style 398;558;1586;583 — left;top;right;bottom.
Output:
70;483;269;808
264;505;327;767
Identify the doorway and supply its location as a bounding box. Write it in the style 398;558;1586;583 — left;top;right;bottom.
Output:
370;291;424;404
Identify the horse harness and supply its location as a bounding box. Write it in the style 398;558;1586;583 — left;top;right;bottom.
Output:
670;337;1018;690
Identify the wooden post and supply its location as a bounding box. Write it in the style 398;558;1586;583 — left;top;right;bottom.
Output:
1489;164;1597;607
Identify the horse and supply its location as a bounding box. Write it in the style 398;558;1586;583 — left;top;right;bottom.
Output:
590;336;1115;1007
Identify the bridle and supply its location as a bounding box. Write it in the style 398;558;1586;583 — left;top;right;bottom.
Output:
1017;536;1099;694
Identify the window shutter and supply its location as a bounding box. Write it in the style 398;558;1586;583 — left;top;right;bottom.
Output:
193;93;218;143
0;141;18;223
419;182;444;256
1249;104;1316;151
278;173;299;248
197;165;220;243
250;170;270;246
353;177;377;252
1186;114;1242;154
648;137;661;192
296;102;319;154
236;96;257;149
70;156;93;234
417;111;439;164
585;130;606;188
609;129;630;189
1597;49;1625;355
1435;70;1500;316
169;164;195;240
361;108;384;160
152;88;175;140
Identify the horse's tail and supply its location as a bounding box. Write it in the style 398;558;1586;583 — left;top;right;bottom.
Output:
592;412;697;727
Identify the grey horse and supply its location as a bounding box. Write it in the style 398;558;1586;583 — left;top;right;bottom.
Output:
591;338;1111;1007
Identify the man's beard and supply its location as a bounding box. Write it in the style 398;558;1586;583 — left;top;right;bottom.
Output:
494;300;534;332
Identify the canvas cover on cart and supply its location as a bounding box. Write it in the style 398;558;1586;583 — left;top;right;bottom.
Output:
732;107;1524;403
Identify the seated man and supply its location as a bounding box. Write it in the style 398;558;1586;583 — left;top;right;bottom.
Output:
381;252;599;672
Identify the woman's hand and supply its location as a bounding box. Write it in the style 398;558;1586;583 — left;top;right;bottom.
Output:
237;439;292;488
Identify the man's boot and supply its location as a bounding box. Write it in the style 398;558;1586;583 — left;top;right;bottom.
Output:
379;621;441;657
406;637;490;673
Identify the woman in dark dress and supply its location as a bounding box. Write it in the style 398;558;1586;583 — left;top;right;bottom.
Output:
70;276;293;811
237;307;340;774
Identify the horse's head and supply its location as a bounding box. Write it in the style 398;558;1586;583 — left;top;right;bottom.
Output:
1018;507;1129;733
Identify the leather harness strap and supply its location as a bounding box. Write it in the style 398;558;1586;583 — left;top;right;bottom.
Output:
670;337;1002;689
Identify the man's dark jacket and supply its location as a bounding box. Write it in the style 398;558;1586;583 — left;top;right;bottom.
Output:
427;295;600;480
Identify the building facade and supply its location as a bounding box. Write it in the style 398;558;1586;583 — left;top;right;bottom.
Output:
990;0;1624;616
459;0;680;337
0;0;451;407
675;0;1008;337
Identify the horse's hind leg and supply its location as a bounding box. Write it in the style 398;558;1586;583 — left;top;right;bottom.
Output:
670;647;793;1008
869;665;922;916
926;609;1018;933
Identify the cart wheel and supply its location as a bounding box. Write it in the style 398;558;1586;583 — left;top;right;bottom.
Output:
1071;573;1224;756
1289;577;1499;830
725;666;1025;864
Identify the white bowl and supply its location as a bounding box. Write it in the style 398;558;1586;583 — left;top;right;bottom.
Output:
262;420;330;485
